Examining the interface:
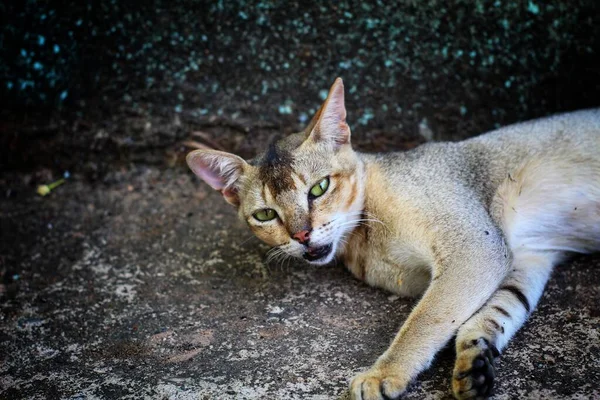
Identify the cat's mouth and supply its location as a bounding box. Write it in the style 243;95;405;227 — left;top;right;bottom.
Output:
302;243;333;262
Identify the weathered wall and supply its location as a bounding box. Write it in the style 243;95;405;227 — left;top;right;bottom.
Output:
2;0;599;141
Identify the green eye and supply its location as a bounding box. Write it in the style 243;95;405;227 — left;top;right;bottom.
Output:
309;177;330;198
254;208;277;222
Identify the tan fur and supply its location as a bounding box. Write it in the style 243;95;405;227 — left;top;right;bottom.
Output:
187;78;600;400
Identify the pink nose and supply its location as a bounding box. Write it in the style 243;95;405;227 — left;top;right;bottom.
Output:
292;230;310;244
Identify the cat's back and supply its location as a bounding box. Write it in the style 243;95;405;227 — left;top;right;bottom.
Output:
463;108;600;193
369;108;600;177
364;108;600;210
466;108;600;156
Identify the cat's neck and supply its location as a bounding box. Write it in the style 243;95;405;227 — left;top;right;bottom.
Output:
338;154;382;280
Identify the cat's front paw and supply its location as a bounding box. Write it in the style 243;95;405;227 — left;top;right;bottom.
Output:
350;365;409;400
452;338;499;399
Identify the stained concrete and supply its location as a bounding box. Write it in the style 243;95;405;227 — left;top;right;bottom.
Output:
1;161;599;399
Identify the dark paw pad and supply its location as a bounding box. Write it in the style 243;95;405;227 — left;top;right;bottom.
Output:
453;338;498;399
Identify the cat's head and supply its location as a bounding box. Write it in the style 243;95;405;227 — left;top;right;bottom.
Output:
187;78;365;265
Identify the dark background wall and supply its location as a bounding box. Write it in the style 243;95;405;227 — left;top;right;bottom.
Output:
1;0;599;174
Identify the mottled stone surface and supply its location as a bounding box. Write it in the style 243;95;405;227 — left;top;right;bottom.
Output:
1;163;599;399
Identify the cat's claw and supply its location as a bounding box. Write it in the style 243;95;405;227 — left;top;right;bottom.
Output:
452;338;499;399
350;366;408;400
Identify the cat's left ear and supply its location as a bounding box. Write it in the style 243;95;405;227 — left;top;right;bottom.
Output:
305;77;350;149
186;149;248;206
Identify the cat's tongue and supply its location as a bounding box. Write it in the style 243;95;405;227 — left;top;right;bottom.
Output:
304;244;333;261
307;246;318;255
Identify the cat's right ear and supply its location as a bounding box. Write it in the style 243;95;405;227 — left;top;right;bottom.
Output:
304;77;350;150
186;149;248;206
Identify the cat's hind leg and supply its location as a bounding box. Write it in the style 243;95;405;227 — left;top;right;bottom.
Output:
452;152;600;399
452;247;562;399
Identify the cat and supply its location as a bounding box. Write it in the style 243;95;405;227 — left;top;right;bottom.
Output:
186;78;600;400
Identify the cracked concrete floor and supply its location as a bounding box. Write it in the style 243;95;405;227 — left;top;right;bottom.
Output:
1;164;599;399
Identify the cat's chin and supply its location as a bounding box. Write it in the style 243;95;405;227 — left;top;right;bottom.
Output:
302;243;335;265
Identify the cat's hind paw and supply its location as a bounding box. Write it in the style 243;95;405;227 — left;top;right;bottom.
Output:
452;338;499;399
350;366;409;400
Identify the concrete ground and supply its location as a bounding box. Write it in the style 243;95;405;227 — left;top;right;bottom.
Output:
1;159;599;399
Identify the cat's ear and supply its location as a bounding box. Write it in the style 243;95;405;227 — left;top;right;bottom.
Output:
186;149;247;206
305;77;350;149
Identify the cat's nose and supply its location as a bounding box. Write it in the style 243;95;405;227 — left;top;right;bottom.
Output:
292;229;311;244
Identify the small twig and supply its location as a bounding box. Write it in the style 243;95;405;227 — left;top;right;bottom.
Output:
37;178;66;196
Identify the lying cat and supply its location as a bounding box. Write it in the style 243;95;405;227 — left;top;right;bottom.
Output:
186;78;600;399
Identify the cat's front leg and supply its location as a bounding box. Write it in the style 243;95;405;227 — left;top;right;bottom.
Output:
350;222;511;400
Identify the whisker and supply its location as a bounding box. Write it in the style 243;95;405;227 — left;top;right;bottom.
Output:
275;254;286;270
265;245;299;272
272;255;286;271
238;235;258;246
334;214;391;233
335;219;383;229
339;238;349;249
337;218;383;225
266;247;286;264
